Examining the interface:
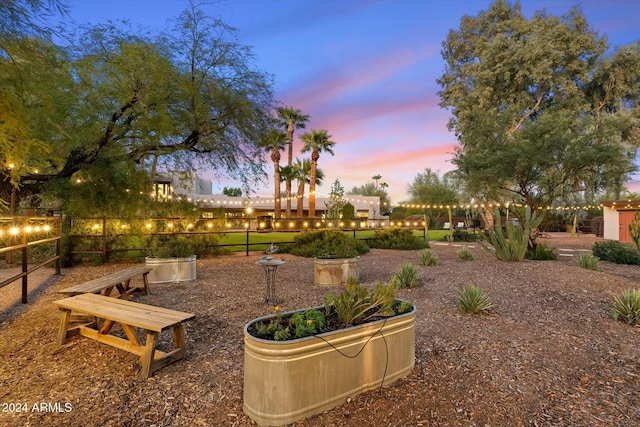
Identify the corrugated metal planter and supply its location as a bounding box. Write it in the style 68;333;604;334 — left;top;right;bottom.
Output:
144;255;196;284
243;301;416;427
314;257;359;286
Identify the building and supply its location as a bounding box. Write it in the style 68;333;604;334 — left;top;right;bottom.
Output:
601;200;640;242
159;173;385;227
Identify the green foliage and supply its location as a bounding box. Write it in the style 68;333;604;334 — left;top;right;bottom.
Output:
457;246;476;261
611;288;640;326
526;243;558;261
391;262;422;288
325;276;396;327
591;241;640;265
290;309;326;338
457;285;493;314
288;229;369;258
629;211;640;249
341;202;355;220
453;230;479;242
419;248;439;266
575;254;600;271
368;227;430;250
151;235;208;258
479;207;544;261
222;187;242;197
438;0;638;209
254;307;326;341
396;300;414;315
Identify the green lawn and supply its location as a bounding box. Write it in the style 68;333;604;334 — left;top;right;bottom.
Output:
217;229;451;253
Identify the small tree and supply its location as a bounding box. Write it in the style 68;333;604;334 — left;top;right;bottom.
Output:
325;179;345;228
629;211;640;249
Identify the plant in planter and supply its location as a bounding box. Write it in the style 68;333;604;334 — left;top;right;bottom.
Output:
243;277;416;426
286;229;369;286
145;235;205;283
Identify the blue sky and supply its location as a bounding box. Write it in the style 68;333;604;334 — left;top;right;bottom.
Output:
62;0;640;202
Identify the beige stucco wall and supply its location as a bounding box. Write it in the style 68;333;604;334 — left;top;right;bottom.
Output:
603;206;619;240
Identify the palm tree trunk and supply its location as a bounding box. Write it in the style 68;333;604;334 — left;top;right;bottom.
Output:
297;182;304;217
274;161;281;219
309;160;317;218
285;122;294;218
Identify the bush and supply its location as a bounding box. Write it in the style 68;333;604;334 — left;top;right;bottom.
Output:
457;246;476;261
526;243;558;261
479;207;544;262
591;241;640;265
576;253;599;270
391;262;422;288
368;227;430;250
287;230;369;258
452;230;479;242
457;285;493;314
419;248;438;266
611;288;640;326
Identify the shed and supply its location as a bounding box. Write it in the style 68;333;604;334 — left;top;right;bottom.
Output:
600;200;640;242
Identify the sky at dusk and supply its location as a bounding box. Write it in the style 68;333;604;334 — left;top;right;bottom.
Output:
62;0;640;203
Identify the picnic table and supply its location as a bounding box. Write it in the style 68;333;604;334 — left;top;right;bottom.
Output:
58;266;151;298
53;293;195;377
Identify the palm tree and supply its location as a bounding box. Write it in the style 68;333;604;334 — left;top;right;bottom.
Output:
300;129;336;218
279;164;297;217
372;174;382;189
277;107;310;218
260;128;287;219
293;158;324;217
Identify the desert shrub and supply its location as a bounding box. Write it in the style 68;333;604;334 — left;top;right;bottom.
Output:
391;262;422;288
526;243;558;261
457;285;493;314
611;288;640;326
368;227;429;250
480;207;544;262
457;246;476;261
452;230;479;242
325;276;396;327
419;248;438;266
591;241;640;265
287;230;369;258
576;253;599;270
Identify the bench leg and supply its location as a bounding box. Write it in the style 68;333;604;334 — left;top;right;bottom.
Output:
141;332;158;378
57;308;72;345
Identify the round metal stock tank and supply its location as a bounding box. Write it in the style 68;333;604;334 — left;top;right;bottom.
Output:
313;257;358;286
144;255;196;284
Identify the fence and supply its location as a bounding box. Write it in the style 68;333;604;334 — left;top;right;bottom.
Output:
0;215;62;303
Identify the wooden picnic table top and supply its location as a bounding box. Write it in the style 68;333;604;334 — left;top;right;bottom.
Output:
53;293;194;332
58;266;151;296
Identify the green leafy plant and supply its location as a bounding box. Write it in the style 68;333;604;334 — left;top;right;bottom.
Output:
290;309;326;338
457;285;493;314
288;230;369;258
611;288;640;326
479;207;544;262
576;253;599;270
452;230;479;242
591;241;640;265
419;248;439;266
526;243;558;260
629;212;640;249
391;262;422;288
368;227;430;250
457;246;476;261
325;276;396;327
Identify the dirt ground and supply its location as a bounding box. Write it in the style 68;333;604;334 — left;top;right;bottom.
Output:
1;233;639;427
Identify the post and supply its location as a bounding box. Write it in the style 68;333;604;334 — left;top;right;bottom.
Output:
21;218;28;303
246;229;250;256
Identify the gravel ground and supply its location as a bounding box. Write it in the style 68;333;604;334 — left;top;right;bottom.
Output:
1;233;639;427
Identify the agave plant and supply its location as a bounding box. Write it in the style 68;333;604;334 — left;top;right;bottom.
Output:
611;288;640;325
479;207;544;262
392;262;422;288
457;285;493;314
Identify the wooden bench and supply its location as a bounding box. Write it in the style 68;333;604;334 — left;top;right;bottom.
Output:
53;293;195;377
58;266;151;298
